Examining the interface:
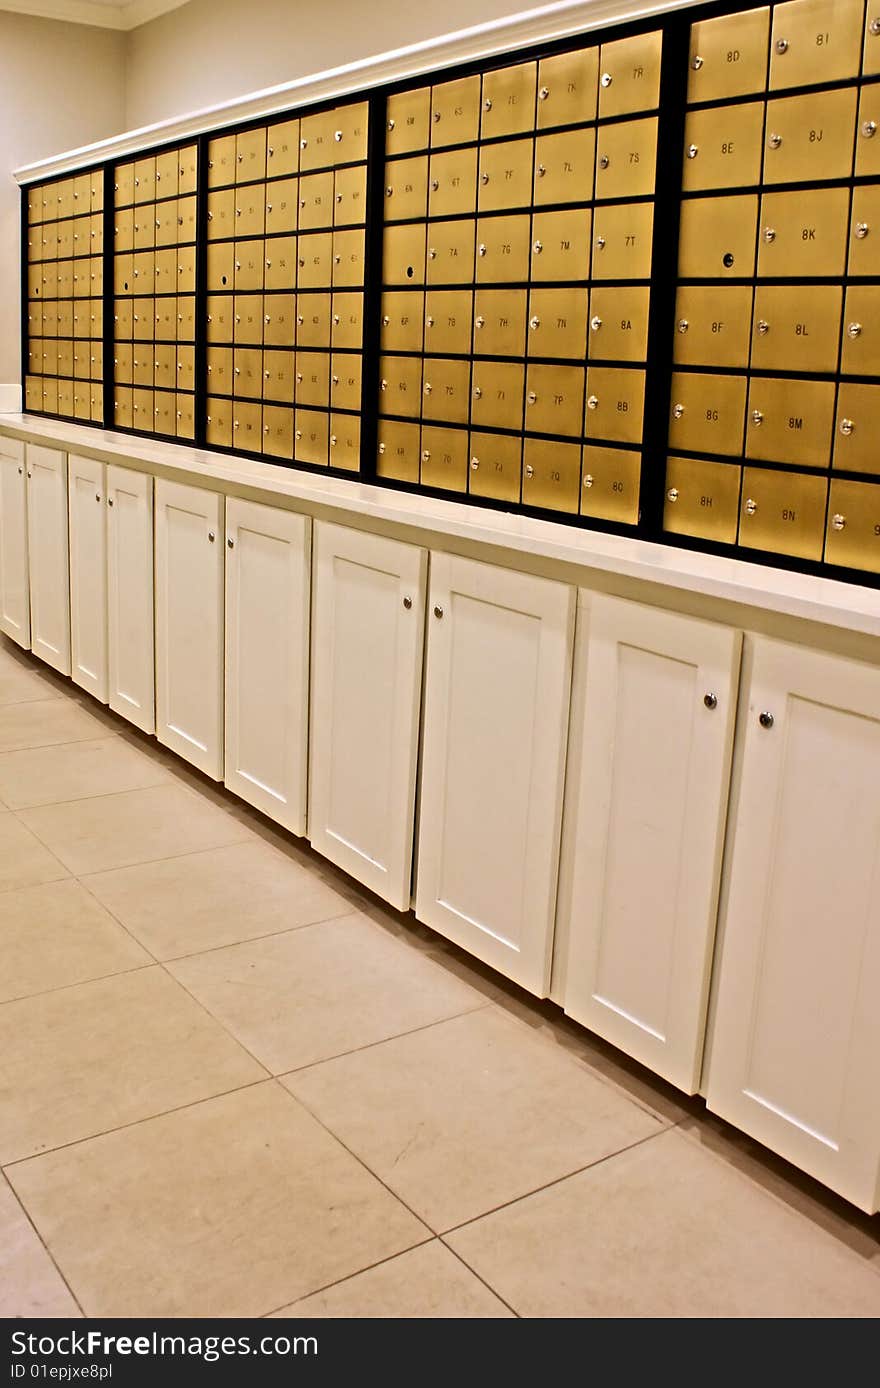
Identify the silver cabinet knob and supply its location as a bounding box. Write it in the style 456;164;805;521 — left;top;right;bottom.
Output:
599;154;610;169
433;604;443;618
227;537;234;548
582;473;594;489
691;54;704;70
208;531;215;542
95;493;101;503
586;394;599;410
704;692;718;710
763;227;776;243
767;132;782;149
600;72;612;87
590;315;602;331
107;497;113;507
759;710;774;729
470;457;479;471
403;595;412;610
745;497;757;515
862;120;877;139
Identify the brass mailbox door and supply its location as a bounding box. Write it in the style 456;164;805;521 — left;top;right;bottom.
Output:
114;388;133;429
154;150;178;198
379;354;422;418
89;385;104;425
236;126;267;183
834;382;880;473
330;414;361;472
856;88;880;179
262;404;294;458
232;400;263;451
234;347;263;399
428;147;478;218
590;201;652;280
679;194;758;279
334;164;367;226
89;214;104;255
420;424;468;491
849;185;880;275
522;437;582;513
536;47;599;130
383;156;429;221
56;220;74;259
262;348;294;402
769;0;864;88
598;31;662;118
131;250;154;296
114;343;134;384
386;87;431;156
267;119;299;177
757;186;850;277
42;381;59;416
176;245;196;295
380;291;424;353
114;300;133;340
866;6;880;76
295;351;330;408
763;88;857;184
332;228;365;289
178;194;198;243
527;287;588;360
131;389;153;430
682;102;765;192
524;363;585;436
133;157;156;204
264;294;297;347
297;232;333;289
234;295;265;345
298;171;334;231
424;289;473;355
584;366;645;444
825;479;880;572
751;284;843;374
174;395;194;439
294;408;329;466
132;299;154;342
588;285;650;362
178;145;198;196
176;296;196;342
332;293;363;349
132;348;152;387
480;60;537;139
116;163;136;206
663;456;742;544
468;430;523;501
669;371;747;455
297;295;333;350
207;188;235;239
56;341;73;377
383;221;427;285
478;138;534;213
580;446;641;523
155;298;177;340
298;112;335;173
422;357;471;424
688;9;771;103
673;284;753;368
332;101;369;164
175;346;195;393
234;184;265;238
530;208;591;282
265;178;298;233
841;286;880;377
56;381;74;418
470;360;525;430
746;376;836;465
377;418;421;482
533;127;596;206
154;201;176;249
330;354;361;411
594;117;658;200
207;296;234;344
206;397;233;448
430;74;481;148
473;287;526;356
27;303;43;339
233;241;264;293
153;344;174;391
426;218;475;285
739;466;827;559
154;390;177;436
264;236;297;292
475;214;531;283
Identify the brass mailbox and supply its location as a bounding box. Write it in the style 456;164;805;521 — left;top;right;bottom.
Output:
751;284;842;373
594;117;658;199
262;348;294;402
40;342;58;376
90;343;104;381
673;284;753;369
154;201;176;248
533;127;596;206
524;363;585;436
757;186;849;277
377;418;421;482
262;404;293;458
133;156;156;204
380;290;424;353
154;150;178;196
527;287;588;360
739;466;827;560
234;346;263;398
420;424;468;492
330;354;362;411
856;87;880;179
590;201;652;280
424;288;473;355
114;387;133;429
25;378;41;412
114;254;133;297
41;380;58;416
155;298;177;339
746;376;836;466
153;344;174;390
266;119;299;178
426;218;475;285
383;156;429;222
383;221;426;285
834;382;880;473
849;185;880;276
265;178;298;233
90;386;104;425
233;241;264;292
233;294;265;345
762;88;857;184
89;214;104;254
154;390;177;437
295;350;330;408
56;381;74;419
478;137;534;213
386;86;431;156
298;171;334;231
114;299;133;339
330;413;361;472
769;0;864;89
56;341;73;378
332;228;365;288
205;241;232;292
379;354;422;418
178;193;198;243
679;195;758;279
331;292;364;349
468;430;522;502
294;407;329;466
133;299;155;341
297;231;333;289
263;293;297;347
333;101;369;164
334;164;367;226
206;396;233;448
27;303;42;338
295;293;331;348
531;208;591;282
430;74;481;147
470;360;525;431
207;189;235;239
264;236;297;292
473;287;526;356
178;144;198;195
687;9;771;103
480;60;537;139
422;356;471;424
131;389;154;429
428;147;478;218
176;296;196;342
233;184;265;237
588;285;650;362
598;31;662;118
175;346;195;393
475;214;531;283
235;126;267;183
664;455;741;543
866;4;880;76
669;371;747;455
537;47;599;129
233;400;263;450
825;478;880;572
56;220;74;258
841;286;880;377
131;348;152;387
522;437;581;513
298;111;337;173
584;366;645;444
580;446;641;524
682;102;765;192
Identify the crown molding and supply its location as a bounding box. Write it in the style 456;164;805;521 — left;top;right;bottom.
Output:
14;0;700;182
0;0;188;32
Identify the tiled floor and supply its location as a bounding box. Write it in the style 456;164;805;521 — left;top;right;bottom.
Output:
1;633;878;1320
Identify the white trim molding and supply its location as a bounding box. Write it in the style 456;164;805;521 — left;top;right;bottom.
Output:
0;386;23;414
0;0;189;32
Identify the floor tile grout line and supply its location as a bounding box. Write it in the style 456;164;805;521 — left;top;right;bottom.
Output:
1;1168;87;1318
155;906;372;964
437;1241;521;1318
0;959;156;1009
2;771;173;816
256;1235;439;1318
0;872;71;899
274;1000;495;1080
7;824;257;881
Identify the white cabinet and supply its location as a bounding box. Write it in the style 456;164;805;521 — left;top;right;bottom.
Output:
225;498;310;835
708;637;880;1213
559;594;741;1093
107;464;155;734
26;445;70;675
309;522;426;909
68;454;108;703
416;554;574;995
0;436;30;648
155;478;224;779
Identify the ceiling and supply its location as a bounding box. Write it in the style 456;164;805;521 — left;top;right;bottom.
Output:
0;0;190;29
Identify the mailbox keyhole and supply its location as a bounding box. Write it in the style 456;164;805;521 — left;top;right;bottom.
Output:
722;252;734;268
221;274;228;285
406;265;414;278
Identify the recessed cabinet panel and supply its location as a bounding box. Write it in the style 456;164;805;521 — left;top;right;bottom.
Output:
687;8;771;102
26;445;70;675
68;453;108;703
0;439;30;648
739;466;827;558
107;464;154;733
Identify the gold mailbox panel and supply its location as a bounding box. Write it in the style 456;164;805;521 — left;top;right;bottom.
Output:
266;120;299;178
332;293;363;349
207;347;233;394
588;285;650;362
234;186;265;238
581;446;641;524
751;284;843;373
334;164;367;226
468;431;523;502
428;147;478;218
295;351;330;408
757;187;850;277
262;349;294;402
590;200;653;280
154;150;178;196
133;157;156;204
297;232;333;289
379;354;422;418
841;286;880;377
524;363;585;436
856;88;880;179
384;222;427;285
430;74;481;148
234;294;265;345
834;382;880;473
383;156;429;222
332;101;369;164
234;240;264;292
298;111;337;173
296;294;332;349
533;127;596;206
598;31;662;118
531;208;591;282
480;61;537;139
420;424;468;492
207;188;235;239
332;228;365;288
235;127;267;183
769;0;864;89
475;214;531;283
478;138;534;213
866;5;880;76
422;357;471;424
264;236;297;292
584;366;646;444
682;102;765;192
425;289;473;355
154;390;178;437
527;287;588;360
386;86;431;156
669;371;748;455
264;294;297;347
687;8;770;103
330;354;362;412
825;479;880;572
536;47;599;130
849;185;880;275
473;287;526;356
674;284;753;368
522;437;582;513
263;404;294;458
207;295;234;344
114;387;133;429
739;466;827;559
746;376;836;465
265;178;298;233
294;408;329;466
664;456;741;543
330;414;361;472
377;418;421;482
762;88;857;184
470;360;525;431
298;170;334;230
426;218;476;285
234;346;264;398
595;117;658;200
206;396;233;448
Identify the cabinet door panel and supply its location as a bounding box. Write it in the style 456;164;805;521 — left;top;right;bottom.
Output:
0;438;30;648
225;499;310;835
107;465;155;734
26;445;70;675
309;522;426;909
68;454;108;702
416;555;574;995
560;594;741;1093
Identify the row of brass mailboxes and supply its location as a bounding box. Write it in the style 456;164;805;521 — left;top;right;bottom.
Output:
27;216;104;261
205;232;365;292
110;148;198;208
205;348;361;409
27;261;103;299
112;199;198;251
27;342;104;380
26;173;103;225
24;378;103;422
669;372;880;472
111;388;196;438
26;303;103;338
207;106;368;189
104;298;197;342
113;249;197;296
205;171;366;237
205;293;362;348
203;400;362;468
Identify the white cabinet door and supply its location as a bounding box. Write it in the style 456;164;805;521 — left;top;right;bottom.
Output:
225;498;310;835
26;444;70;675
107;465;155;734
560;593;741;1094
309;521;426;908
0;436;30;648
707;637;880;1213
155;478;224;779
68;454;108;703
416;554;575;995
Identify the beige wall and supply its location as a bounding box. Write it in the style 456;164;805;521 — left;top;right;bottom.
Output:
124;0;531;128
0;12;126;392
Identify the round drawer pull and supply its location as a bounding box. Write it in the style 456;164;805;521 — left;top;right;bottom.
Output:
759;710;774;729
704;692;717;710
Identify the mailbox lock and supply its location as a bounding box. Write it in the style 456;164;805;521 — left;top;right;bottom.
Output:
432;111;441;123
380;378;388;391
590;315;602;332
686;144;699;160
483;98;492;111
421;449;431;462
533;240;543;255
775;37;789;53
481;172;490;185
840;418;855;436
539;86;549;100
527;391;537;404
424;382;432;395
473;315;484;329
378;442;386;455
759;711;774;729
863;121;878;139
530;315;541;330
767;132;782;150
691;54;703;70
831;513;847;532
587;394;599;410
847;322;863;339
757;320;770;335
387;118;395;131
384;186;393;198
703;693;717;710
334;130;343;142
470;456;480;470
672;403;685;419
666;487;679;503
745;497;757;515
751;409;764;426
763;227;776;243
478;243;487;257
434;604;444;618
582;473;594;489
536;164;547;178
428;248;437;259
871;16;880;33
473;385;482;399
403;595;413;609
677;319;689;334
524;464;534;479
855;222;870;239
330;434;337;447
600;72;612;87
595;236;606;250
599;154;610;169
426;315;435;327
382;315;390;326
430;179;440;191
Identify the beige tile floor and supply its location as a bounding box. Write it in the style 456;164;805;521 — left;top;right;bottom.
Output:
1;632;878;1320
